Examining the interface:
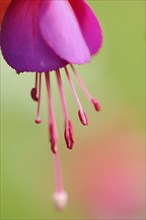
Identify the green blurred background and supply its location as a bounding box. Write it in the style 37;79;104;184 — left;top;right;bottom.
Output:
1;0;145;219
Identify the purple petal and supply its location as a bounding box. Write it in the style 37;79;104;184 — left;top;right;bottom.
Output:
69;0;103;55
39;0;91;65
1;0;67;72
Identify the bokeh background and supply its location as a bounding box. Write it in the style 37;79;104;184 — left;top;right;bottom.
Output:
1;0;145;219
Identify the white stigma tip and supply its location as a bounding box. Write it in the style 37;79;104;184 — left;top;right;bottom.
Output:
53;191;68;211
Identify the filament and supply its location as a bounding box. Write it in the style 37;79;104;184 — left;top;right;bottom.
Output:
56;70;68;123
45;72;58;154
70;64;100;111
35;73;42;124
65;67;88;126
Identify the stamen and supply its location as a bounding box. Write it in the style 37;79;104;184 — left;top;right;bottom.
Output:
70;64;101;112
45;72;58;154
31;72;39;102
65;67;88;126
35;73;42;124
56;70;74;149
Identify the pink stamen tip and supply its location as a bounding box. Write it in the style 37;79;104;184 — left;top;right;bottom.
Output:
78;110;88;126
51;143;57;154
50;138;57;154
64;120;74;149
49;124;58;154
35;118;41;124
31;88;38;102
91;98;101;112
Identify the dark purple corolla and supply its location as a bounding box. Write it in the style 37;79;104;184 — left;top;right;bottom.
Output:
0;0;102;210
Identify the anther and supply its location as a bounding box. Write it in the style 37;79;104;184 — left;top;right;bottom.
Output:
31;87;38;102
49;123;58;154
31;72;39;102
70;64;101;112
78;110;88;126
35;118;41;124
91;98;101;112
64;120;74;149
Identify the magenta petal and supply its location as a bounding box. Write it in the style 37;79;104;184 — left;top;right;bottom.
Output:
0;0;67;72
39;0;91;65
69;0;103;55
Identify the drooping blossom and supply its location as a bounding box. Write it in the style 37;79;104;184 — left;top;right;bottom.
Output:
0;0;102;210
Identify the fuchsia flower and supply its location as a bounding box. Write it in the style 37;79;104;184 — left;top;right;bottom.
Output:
0;0;102;210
